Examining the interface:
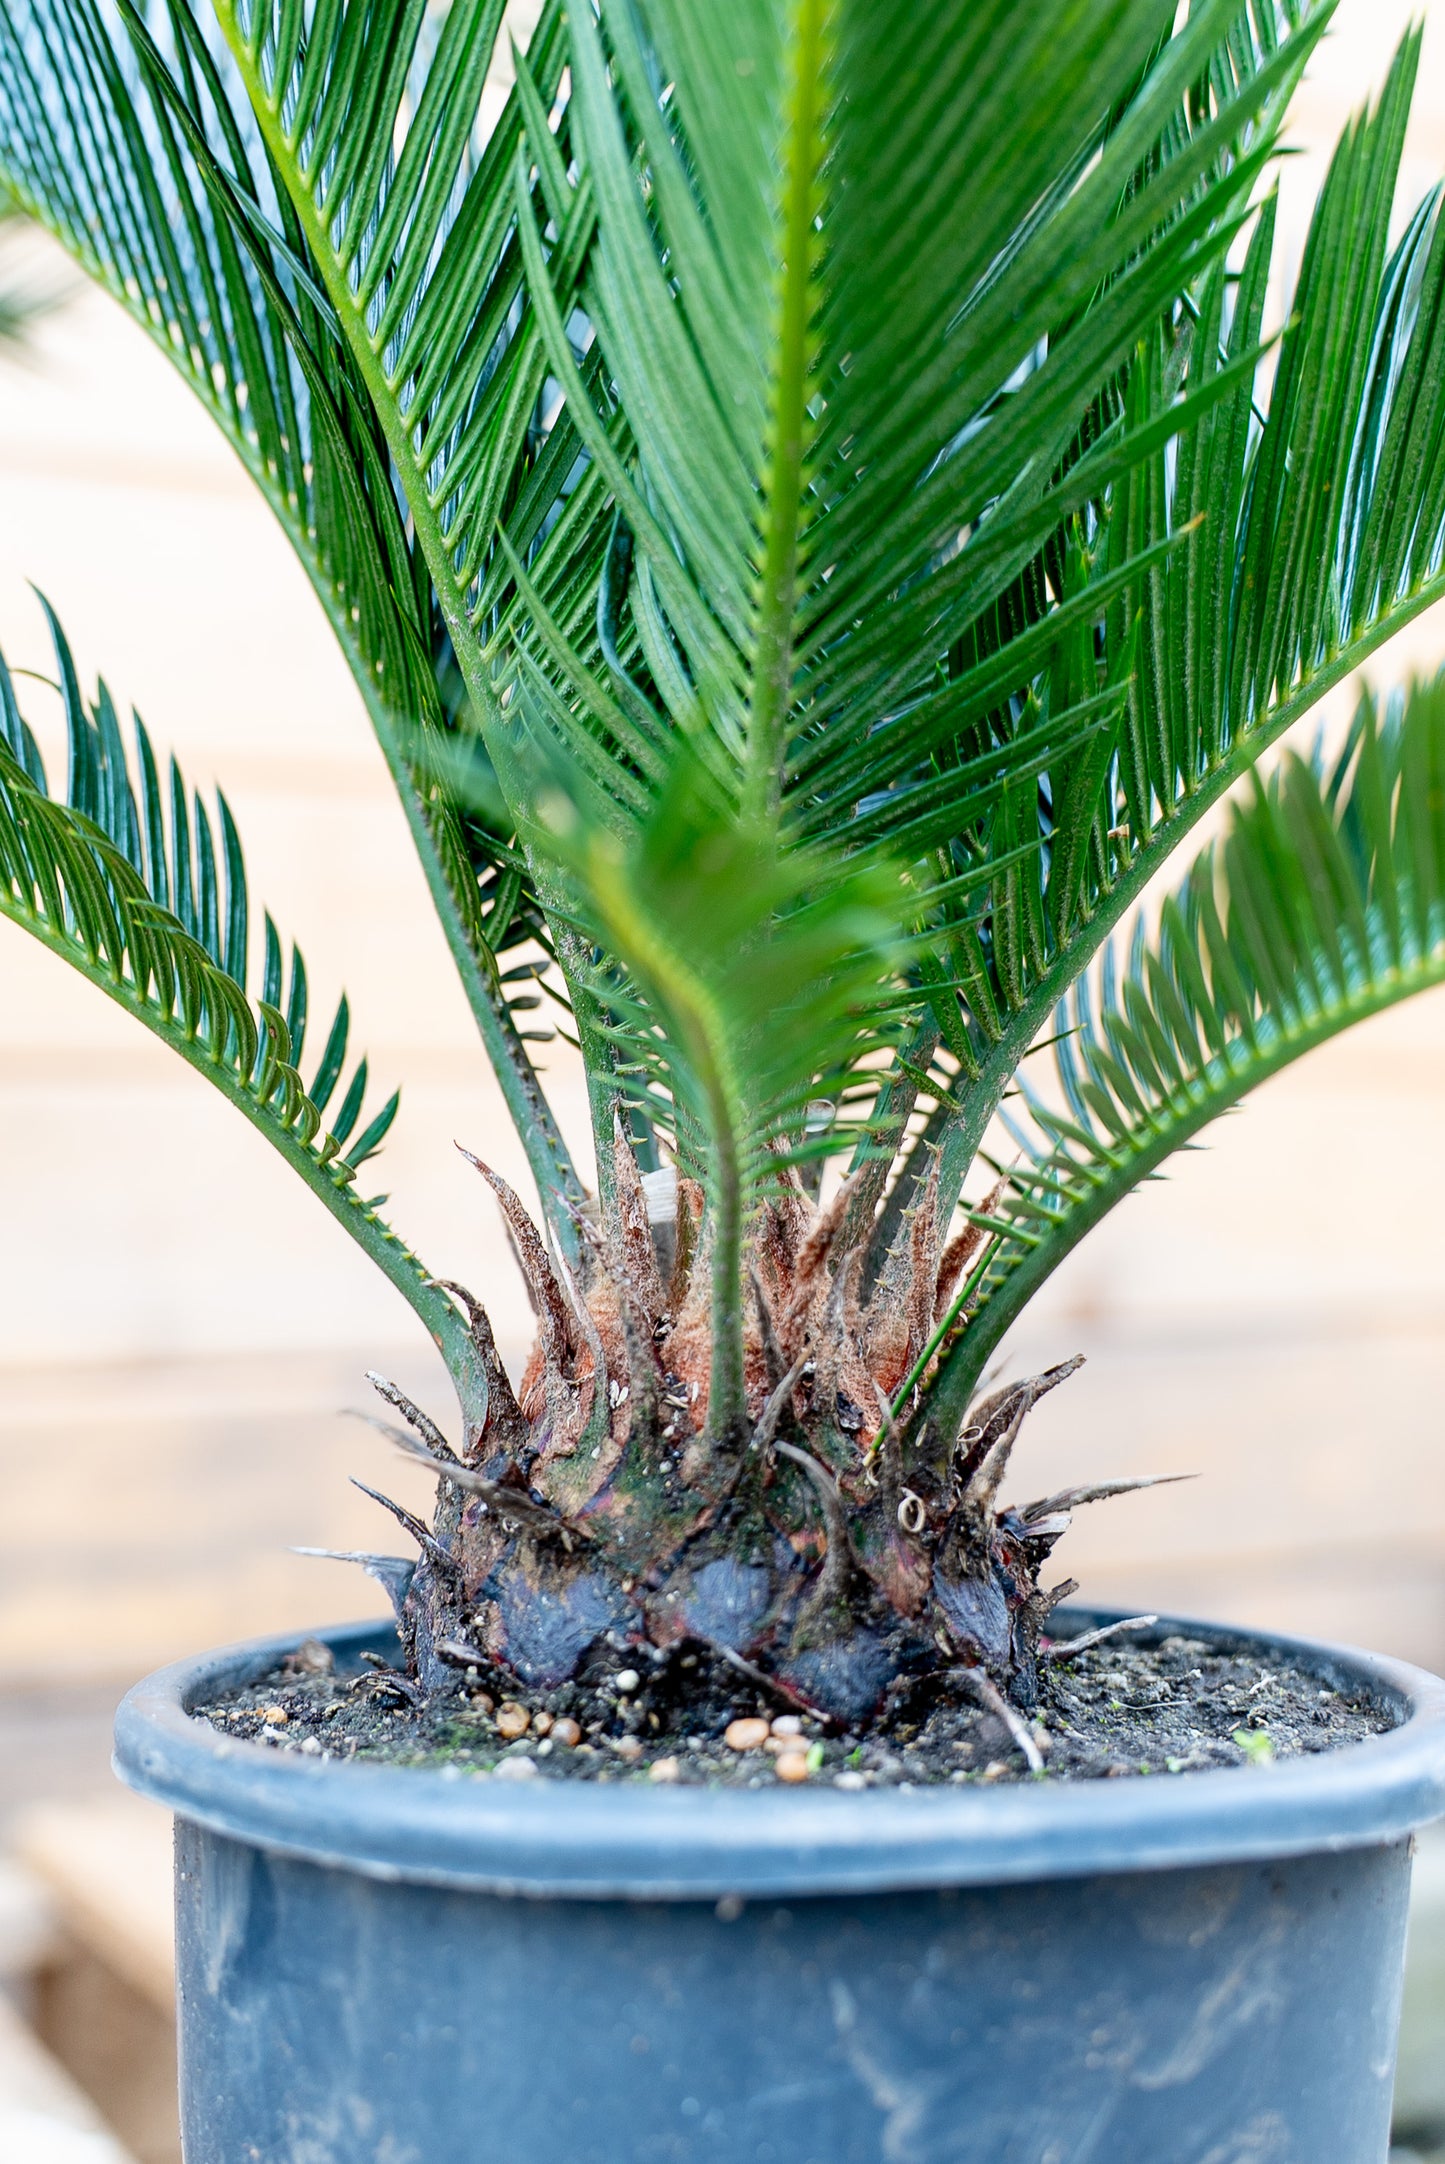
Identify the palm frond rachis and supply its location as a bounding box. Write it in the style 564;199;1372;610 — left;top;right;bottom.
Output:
7;1;1445;1727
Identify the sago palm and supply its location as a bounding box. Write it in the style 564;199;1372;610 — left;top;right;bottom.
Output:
5;0;1445;1736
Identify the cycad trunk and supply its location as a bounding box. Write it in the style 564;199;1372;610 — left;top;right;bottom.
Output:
367;1121;1140;1727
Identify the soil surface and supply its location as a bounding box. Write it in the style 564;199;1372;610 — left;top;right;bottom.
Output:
196;1626;1395;1790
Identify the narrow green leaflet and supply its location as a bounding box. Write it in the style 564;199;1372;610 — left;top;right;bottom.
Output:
0;607;469;1379
911;673;1445;1445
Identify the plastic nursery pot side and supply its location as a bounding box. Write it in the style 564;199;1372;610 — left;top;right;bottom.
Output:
116;1610;1445;2164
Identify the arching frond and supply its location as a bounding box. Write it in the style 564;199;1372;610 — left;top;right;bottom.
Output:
0;0;583;1236
912;673;1445;1443
906;34;1445;1223
509;0;1317;806
0;603;468;1376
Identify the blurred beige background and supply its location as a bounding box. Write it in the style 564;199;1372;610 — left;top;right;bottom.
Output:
3;0;1445;1754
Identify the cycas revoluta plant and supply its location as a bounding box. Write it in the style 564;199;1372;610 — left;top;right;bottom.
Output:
6;0;1445;1736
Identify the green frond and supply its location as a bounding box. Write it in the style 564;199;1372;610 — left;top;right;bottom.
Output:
512;0;1319;807
913;32;1445;1229
190;0;610;1206
911;672;1445;1446
0;602;470;1381
7;0;1445;1481
199;0;578;645
489;0;1351;1399
494;1;1329;1104
0;0;584;1241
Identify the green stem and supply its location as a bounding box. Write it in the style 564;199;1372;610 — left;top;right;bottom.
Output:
552;919;624;1231
703;1076;749;1445
579;844;749;1440
364;701;586;1254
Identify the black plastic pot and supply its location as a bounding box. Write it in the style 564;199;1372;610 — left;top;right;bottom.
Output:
115;1610;1445;2164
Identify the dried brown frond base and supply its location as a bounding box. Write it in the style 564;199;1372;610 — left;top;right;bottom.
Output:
199;1633;1392;1790
333;1131;1192;1728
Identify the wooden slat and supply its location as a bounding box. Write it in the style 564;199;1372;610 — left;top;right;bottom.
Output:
15;1799;174;2019
0;1992;137;2163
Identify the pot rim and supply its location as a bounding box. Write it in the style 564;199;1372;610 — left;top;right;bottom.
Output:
114;1608;1445;1901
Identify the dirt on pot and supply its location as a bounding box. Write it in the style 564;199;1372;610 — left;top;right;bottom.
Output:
196;1628;1395;1790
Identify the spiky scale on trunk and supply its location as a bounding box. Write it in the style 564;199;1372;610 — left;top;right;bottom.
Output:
352;1140;1172;1722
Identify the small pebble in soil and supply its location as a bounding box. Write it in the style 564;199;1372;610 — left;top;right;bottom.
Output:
649;1757;681;1783
494;1756;537;1781
724;1717;771;1752
614;1670;642;1694
775;1751;810;1783
495;1701;530;1740
551;1717;582;1748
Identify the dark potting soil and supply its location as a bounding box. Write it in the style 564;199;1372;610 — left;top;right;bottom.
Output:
195;1628;1395;1791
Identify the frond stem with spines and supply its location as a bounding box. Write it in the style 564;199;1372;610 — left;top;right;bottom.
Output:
579;835;751;1444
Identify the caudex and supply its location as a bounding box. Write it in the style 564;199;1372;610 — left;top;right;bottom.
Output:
5;0;1445;1732
347;1136;1173;1727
